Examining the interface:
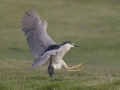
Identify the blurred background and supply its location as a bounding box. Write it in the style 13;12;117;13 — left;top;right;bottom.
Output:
0;0;120;67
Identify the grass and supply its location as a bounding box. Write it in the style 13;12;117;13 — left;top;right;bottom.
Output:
0;59;120;90
0;0;120;89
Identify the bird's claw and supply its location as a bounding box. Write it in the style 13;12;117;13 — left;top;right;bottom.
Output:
67;61;84;72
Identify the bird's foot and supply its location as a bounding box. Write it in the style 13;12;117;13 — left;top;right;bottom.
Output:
68;68;84;72
67;61;84;72
69;61;84;70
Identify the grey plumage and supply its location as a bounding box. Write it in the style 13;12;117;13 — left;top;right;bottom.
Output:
21;9;55;58
32;48;61;68
21;9;83;77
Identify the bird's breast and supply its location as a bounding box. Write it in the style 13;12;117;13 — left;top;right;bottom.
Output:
51;63;62;69
50;49;67;69
51;51;62;60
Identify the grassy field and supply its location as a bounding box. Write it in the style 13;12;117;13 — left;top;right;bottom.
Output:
0;0;120;89
0;59;120;90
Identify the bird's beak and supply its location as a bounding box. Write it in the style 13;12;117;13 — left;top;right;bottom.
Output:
73;44;79;47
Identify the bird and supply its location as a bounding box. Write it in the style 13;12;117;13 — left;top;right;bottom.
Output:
21;9;84;77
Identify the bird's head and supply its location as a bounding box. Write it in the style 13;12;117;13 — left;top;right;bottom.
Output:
60;41;79;50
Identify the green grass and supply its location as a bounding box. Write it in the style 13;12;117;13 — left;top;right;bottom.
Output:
0;0;120;89
0;59;120;90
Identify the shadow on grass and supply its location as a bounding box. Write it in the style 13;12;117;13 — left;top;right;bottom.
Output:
40;82;66;90
0;83;8;90
26;75;49;80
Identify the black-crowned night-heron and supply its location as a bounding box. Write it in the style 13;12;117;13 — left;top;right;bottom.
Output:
21;9;84;77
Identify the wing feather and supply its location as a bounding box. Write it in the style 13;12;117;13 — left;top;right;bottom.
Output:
21;9;56;58
32;49;61;68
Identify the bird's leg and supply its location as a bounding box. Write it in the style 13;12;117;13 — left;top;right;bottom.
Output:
61;60;84;72
67;68;84;72
68;61;84;70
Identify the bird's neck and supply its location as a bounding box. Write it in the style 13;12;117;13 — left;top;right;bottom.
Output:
61;45;71;51
59;45;71;58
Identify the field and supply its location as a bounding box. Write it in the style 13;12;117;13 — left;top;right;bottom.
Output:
0;0;120;90
0;59;120;90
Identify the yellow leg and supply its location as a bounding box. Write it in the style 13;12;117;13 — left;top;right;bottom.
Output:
65;61;84;72
68;68;84;72
62;60;84;72
69;61;84;70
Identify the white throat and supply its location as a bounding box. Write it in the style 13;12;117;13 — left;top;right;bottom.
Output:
62;43;73;51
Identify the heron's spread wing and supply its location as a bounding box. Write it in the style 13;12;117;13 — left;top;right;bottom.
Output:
21;9;56;58
32;49;61;68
